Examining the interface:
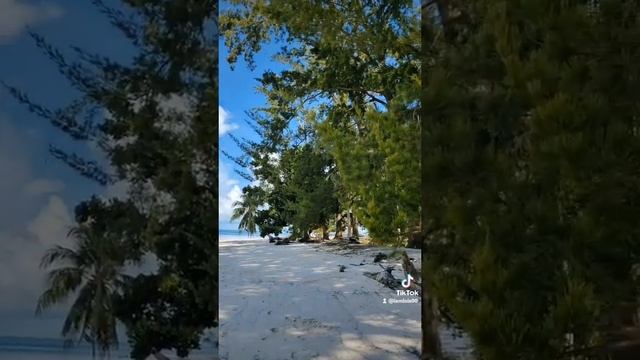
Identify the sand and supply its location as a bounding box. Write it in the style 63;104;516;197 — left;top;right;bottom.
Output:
219;240;473;360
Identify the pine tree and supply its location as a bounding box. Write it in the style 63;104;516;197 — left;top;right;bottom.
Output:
285;143;339;239
423;1;640;358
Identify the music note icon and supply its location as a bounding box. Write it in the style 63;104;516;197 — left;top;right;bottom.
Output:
402;274;414;288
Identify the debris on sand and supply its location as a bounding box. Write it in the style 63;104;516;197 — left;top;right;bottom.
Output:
364;264;402;289
373;252;388;263
375;269;398;288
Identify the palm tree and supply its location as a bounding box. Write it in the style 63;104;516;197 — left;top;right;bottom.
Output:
230;186;262;235
36;224;130;359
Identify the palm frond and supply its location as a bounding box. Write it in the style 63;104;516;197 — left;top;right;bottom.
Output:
38;224;125;355
36;267;84;314
40;246;79;269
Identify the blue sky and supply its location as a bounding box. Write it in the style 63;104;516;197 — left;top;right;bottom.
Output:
0;0;134;338
218;33;286;230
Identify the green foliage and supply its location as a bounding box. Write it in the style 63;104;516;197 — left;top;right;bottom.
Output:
37;223;130;359
114;274;203;359
285;143;339;238
423;1;640;358
231;186;264;235
222;0;421;245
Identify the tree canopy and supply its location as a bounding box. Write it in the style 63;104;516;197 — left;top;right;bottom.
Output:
423;1;640;359
221;0;421;245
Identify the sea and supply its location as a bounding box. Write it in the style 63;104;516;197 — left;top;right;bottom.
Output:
0;336;217;359
218;228;268;242
218;227;367;242
0;337;129;359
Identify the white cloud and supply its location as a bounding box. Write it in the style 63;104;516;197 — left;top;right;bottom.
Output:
129;179;176;220
0;195;72;312
157;93;193;115
268;152;280;166
0;117;61;225
0;0;63;44
155;93;194;138
22;178;65;198
0;116;74;334
26;195;72;245
218;162;242;224
219;106;238;136
104;179;130;200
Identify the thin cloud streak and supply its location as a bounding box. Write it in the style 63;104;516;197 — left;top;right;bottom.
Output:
0;0;63;44
219;105;238;136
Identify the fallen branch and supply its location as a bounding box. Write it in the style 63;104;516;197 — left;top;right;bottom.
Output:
401;251;422;290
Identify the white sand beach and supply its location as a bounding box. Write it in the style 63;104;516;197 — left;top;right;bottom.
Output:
219;240;473;360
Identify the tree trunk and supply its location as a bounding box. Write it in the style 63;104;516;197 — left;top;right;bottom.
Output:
335;214;344;239
321;224;329;240
351;212;359;237
422;284;442;359
422;1;442;357
401;248;441;358
408;230;423;249
418;230;442;358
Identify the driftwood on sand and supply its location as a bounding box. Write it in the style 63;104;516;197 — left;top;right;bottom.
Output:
401;251;421;289
375;264;400;289
364;250;422;292
267;235;290;245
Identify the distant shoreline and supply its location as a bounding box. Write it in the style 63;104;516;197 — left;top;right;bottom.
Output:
219;229;265;242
